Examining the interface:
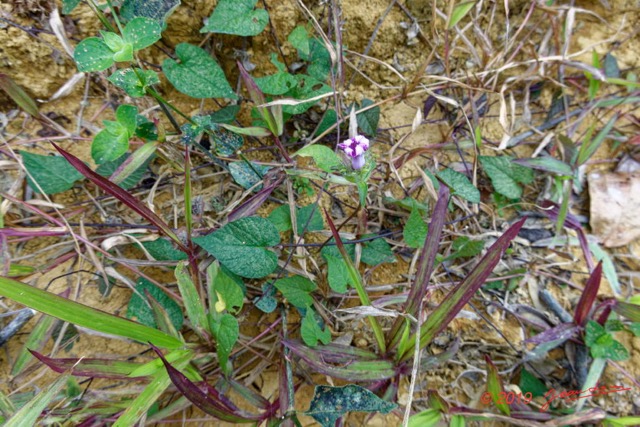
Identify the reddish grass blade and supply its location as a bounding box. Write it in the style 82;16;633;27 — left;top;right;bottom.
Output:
283;339;397;382
388;184;449;349
151;345;260;423
228;174;283;221
31;350;143;379
51;142;187;253
574;261;603;326
524;323;579;345
485;355;510;416
400;218;526;362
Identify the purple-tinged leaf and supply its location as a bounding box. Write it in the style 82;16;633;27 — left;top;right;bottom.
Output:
228;174;283;221
51;143;187;253
31;350;143;379
540;201;594;270
525;322;579;345
485;355;510;416
574;262;603;326
237;61;279;136
389;184;449;349
401;218;526;361
283;339;396;381
150;345;260;423
224;378;271;411
513;157;573;176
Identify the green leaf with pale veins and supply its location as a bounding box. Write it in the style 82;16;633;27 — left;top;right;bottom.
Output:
361;236;395;266
108;68;159;98
194;216;280;278
296;144;342;173
268;204;292;232
122;17;162;51
120;0;181;25
162;43;237;99
437;167;480;203
299;38;332;82
74;37;115;72
288;25;309;56
480;155;534;200
228;161;270;191
92;104;139;164
283;74;331;115
141;238;188;261
62;0;81;14
274;275;317;308
211;264;244;314
355;99;380;137
255;54;297;95
296;204;324;234
21;151;83;194
404;207;428;248
321;242;355;293
201;0;268;36
305;384;397;427
127;278;183;331
301;308;331;347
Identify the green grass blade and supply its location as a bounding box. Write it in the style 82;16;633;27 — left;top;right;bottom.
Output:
175;261;209;337
11;313;57;376
576;115;618;166
0;276;183;349
4;373;68;427
113;370;174;427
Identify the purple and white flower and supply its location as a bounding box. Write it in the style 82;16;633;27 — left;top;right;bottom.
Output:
338;134;370;170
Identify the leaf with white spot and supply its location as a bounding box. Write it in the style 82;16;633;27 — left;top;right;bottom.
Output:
201;0;268;36
123;17;162;51
74;37;114;72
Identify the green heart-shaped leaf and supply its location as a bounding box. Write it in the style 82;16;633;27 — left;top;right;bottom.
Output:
201;0;268;36
74;37;115;72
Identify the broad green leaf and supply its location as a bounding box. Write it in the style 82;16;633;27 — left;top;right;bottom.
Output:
519;368;548;398
299;38;332;81
141;238;188;261
108;68;159;97
101;31;125;52
194;216;280;278
4;373;68;427
603;53;620;78
301;308;331;347
229;161;270;191
0;276;182;349
437;167;480;203
122;17;162;51
316;108;338;136
283;74;331;114
201;0;268;36
211;313;239;375
163;43;236;99
268;204;293;232
296;144;342;173
305;384;396;427
324;255;349;293
404;207;428;248
479;155;535;199
355;99;380;137
629;323;640;337
514;156;573;176
120;0;181;24
175;262;208;336
92;105;138;164
288;25;309;56
127;278;183;332
255;54;297;95
62;0;81;14
21;151;83;194
361;236;395;266
274;275;317;308
182;117;244;156
586;321;629;361
74;37;114;72
449;1;476;28
209;263;244;314
296;204;324;234
209;105;241;124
